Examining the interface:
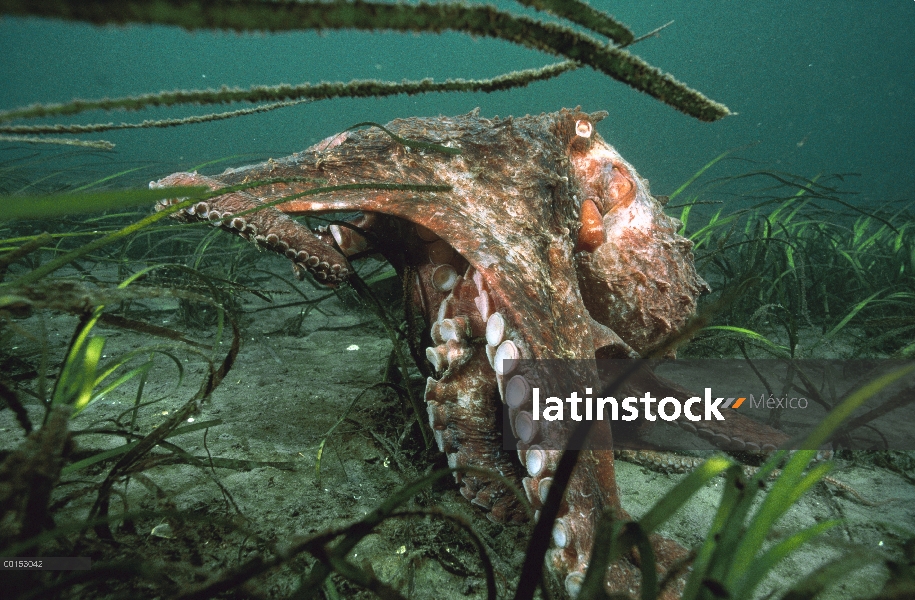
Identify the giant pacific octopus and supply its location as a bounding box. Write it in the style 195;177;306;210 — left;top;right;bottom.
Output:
152;108;789;597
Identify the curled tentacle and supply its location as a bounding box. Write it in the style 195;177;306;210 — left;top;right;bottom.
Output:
151;172;352;285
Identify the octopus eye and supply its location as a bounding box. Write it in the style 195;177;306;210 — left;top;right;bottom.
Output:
575;119;592;138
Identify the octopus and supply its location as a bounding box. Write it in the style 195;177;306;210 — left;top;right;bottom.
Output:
151;108;788;597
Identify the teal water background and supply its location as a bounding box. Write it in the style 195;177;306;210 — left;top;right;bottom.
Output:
1;1;912;203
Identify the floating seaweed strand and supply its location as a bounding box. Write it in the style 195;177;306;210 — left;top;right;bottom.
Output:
0;63;580;124
0;0;730;147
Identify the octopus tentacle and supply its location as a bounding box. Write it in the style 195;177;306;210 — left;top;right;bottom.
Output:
648;373;790;453
152;172;352;285
421;261;528;517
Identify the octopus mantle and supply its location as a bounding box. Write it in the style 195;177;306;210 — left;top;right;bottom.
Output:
153;108;786;597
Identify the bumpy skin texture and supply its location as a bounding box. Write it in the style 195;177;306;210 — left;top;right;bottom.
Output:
153;108;787;597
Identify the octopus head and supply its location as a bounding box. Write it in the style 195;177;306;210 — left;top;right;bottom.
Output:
567;121;709;357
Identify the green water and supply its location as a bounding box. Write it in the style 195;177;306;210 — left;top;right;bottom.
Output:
1;1;912;202
1;4;914;599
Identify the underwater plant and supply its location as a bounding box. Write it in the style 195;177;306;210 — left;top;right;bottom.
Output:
1;2;914;599
671;165;915;361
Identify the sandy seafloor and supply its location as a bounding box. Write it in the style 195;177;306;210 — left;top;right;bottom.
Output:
2;252;914;600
